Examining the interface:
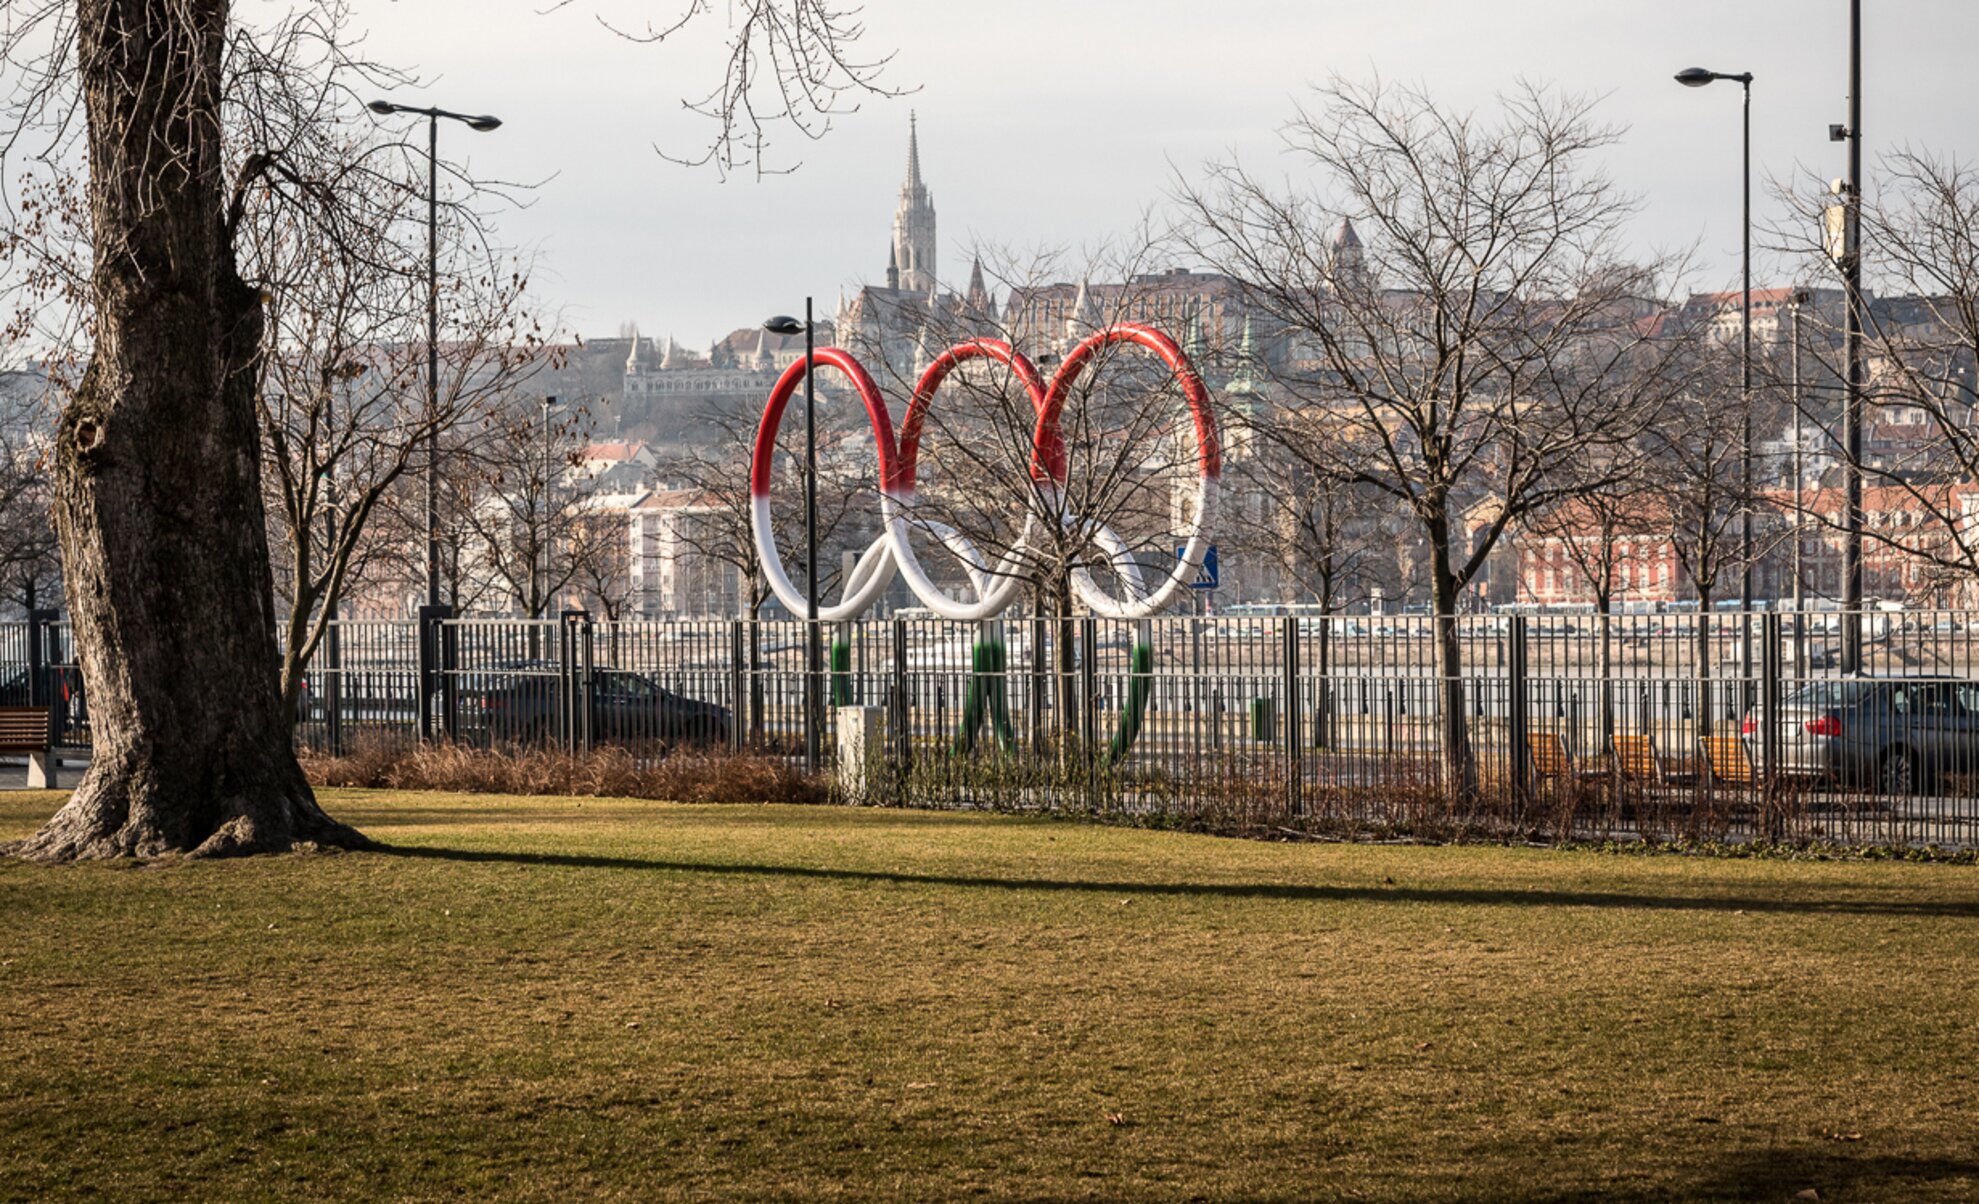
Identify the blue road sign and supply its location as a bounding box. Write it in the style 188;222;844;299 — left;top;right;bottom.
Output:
1178;544;1219;590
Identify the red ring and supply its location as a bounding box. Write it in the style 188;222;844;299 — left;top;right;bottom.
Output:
750;347;898;497
1039;323;1221;481
894;340;1053;494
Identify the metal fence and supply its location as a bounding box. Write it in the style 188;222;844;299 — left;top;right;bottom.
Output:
10;607;1979;849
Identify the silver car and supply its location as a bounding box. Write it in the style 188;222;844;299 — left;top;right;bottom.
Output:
1742;677;1979;795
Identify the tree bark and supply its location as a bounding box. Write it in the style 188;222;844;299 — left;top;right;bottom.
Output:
1428;528;1477;801
10;0;363;860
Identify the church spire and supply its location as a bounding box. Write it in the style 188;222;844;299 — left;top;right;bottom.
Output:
886;242;899;291
906;110;923;191
892;113;937;294
1225;316;1263;405
1183;309;1205;363
964;257;995;323
1070;277;1099;329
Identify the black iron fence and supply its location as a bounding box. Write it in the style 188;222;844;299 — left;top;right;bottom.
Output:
10;607;1979;848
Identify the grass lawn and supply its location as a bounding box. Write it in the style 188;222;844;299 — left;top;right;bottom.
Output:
3;790;1978;1201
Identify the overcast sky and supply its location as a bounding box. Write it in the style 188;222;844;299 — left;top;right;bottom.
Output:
350;1;1976;347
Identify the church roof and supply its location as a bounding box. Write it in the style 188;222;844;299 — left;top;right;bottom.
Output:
705;324;827;359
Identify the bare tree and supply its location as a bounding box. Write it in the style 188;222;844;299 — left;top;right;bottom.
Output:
0;0;900;859
1177;78;1687;792
455;397;604;620
251;108;553;727
1524;456;1665;736
0;2;375;857
576;0;911;179
1772;150;1979;598
0;374;60;615
1223;438;1388;612
652;400;873;619
1640;332;1776;723
566;504;634;622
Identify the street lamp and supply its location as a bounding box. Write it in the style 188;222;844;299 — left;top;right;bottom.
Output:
539;395;559;618
762;303;821;772
366;99;503;613
1788;289;1811;668
1675;65;1756;681
1835;0;1866;675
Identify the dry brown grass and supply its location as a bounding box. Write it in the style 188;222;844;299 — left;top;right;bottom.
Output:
3;790;1978;1200
298;734;825;805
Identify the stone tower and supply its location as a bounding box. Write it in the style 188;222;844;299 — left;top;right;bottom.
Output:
891;112;937;294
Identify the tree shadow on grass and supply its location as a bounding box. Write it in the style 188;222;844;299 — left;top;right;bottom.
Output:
373;844;1979;919
1527;1148;1979;1203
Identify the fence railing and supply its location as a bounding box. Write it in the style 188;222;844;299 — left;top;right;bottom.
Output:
9;607;1979;849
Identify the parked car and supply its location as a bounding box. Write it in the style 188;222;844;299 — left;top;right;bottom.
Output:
1740;676;1979;795
465;663;731;747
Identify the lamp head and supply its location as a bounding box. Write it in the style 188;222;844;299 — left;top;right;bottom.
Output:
466;115;503;132
1675;67;1717;88
367;99;398;115
763;316;805;336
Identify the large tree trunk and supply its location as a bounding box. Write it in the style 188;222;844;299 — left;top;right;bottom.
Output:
1427;532;1477;802
10;0;363;860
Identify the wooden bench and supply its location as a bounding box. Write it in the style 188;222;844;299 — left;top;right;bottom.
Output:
1527;730;1610;789
1697;733;1756;787
0;706;56;789
1612;733;1666;785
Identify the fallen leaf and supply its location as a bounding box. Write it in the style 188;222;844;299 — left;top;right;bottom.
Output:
905;1081;937;1090
1828;1132;1863;1142
1414;1041;1433;1052
1794;1191;1820;1201
624;1021;641;1029
1105;1112;1127;1127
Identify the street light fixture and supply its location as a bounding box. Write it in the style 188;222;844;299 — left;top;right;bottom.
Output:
1674;65;1756;684
763;302;821;772
367;98;503;616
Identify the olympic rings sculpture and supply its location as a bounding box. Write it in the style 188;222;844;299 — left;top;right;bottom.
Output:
750;323;1220;622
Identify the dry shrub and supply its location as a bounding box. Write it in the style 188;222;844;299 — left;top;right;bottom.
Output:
297;735;824;805
297;731;414;789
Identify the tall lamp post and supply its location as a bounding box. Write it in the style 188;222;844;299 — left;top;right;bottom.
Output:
539;394;558;618
763;303;820;772
366;99;503;610
1833;0;1866;675
1676;66;1755;682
